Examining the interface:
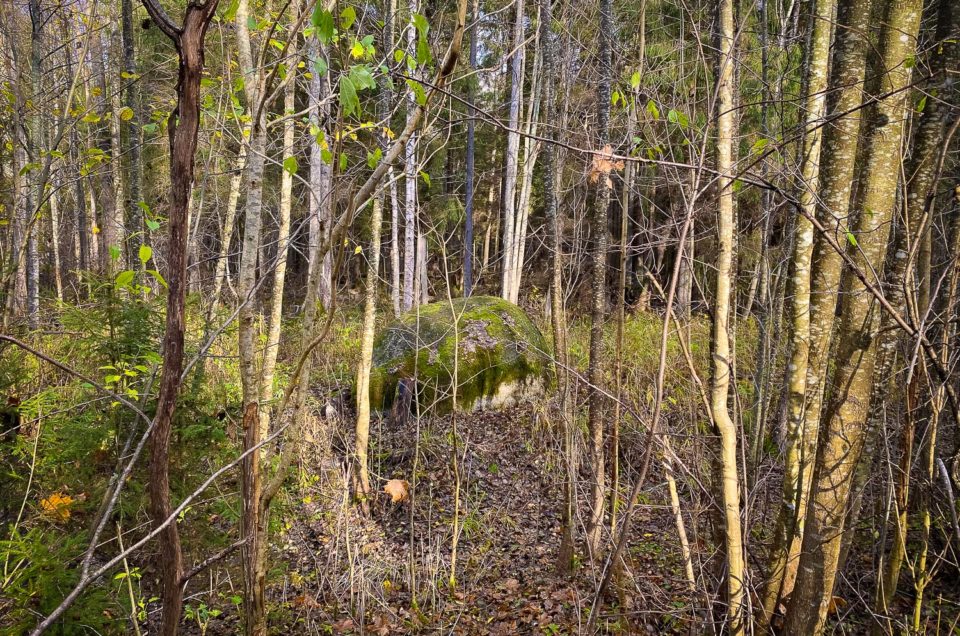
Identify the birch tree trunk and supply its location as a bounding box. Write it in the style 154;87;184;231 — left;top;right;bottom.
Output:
499;0;524;301
234;0;269;631
508;15;542;304
260;30;299;432
783;0;922;631
402;0;420;311
209;144;247;317
463;0;478;297
307;34;333;311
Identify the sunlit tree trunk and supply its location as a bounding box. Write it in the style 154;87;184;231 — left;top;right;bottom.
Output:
872;0;957;622
402;0;420;311
260;32;299;433
463;0;479;296
499;0;524;301
712;0;745;631
783;0;922;631
209;145;247;317
760;0;835;624
776;0;875;608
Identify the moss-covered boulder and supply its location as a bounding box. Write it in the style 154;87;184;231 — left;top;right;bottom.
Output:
369;296;553;413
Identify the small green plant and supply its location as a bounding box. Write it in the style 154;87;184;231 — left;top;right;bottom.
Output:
185;602;222;635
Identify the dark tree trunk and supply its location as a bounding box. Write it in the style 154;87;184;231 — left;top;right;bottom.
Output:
139;2;221;634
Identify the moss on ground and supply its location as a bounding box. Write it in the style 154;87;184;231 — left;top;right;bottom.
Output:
368;296;553;413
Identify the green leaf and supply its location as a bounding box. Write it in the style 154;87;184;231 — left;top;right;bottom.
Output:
420;171;431;188
142;123;159;134
109;245;121;261
339;153;348;171
283;156;299;175
916;95;927;113
630;70;641;89
412;13;429;37
367;147;382;169
407;79;427;106
139;244;153;264
646;99;660;120
339;77;359;117
416;37;432;65
750;138;769;155
115;270;135;288
321;148;333;164
846;231;858;247
313;57;328;77
394;49;405;64
349;65;376;90
223;0;240;21
146;219;160;231
340;6;357;30
146;269;168;289
312;7;334;44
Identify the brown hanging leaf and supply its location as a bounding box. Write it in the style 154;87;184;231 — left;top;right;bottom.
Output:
588;144;624;185
827;595;847;615
383;479;409;503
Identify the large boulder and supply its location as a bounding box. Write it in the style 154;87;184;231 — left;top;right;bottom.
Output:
369;296;553;413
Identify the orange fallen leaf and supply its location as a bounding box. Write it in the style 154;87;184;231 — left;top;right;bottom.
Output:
40;492;74;521
384;479;409;503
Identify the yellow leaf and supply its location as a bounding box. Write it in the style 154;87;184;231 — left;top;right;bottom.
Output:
383;479;409;503
354;245;362;254
118;107;134;121
41;492;74;521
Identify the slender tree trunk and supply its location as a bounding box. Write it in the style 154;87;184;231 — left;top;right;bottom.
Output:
584;0;613;560
783;1;922;631
402;0;420;311
209;145;247;317
122;0;145;252
139;2;221;634
307;34;333;311
872;1;958;620
760;0;835;623
234;0;269;631
261;29;299;432
463;0;478;296
712;0;745;631
499;0;524;300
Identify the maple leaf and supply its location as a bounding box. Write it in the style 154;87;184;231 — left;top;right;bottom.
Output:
40;492;74;521
383;479;409;502
588;144;624;185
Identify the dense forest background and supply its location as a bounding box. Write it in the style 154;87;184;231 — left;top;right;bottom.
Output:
1;0;959;633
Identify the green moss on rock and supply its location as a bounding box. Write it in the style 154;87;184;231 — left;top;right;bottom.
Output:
368;296;553;413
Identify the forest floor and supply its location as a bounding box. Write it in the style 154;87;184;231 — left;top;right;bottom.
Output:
166;402;696;635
